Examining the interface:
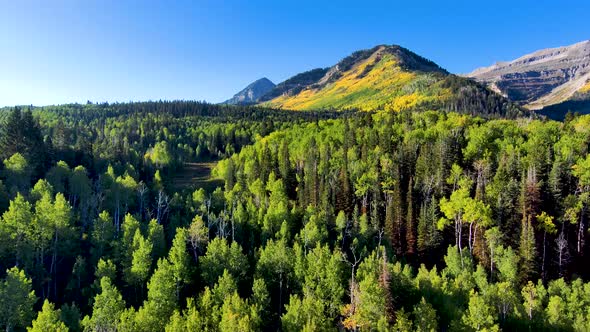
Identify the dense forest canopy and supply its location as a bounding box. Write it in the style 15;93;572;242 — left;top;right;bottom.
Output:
0;101;589;331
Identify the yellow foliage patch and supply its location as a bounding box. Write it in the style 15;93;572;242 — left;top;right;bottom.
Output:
263;52;451;112
579;81;590;94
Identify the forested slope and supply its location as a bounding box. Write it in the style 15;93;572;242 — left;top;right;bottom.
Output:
0;102;589;331
260;45;525;118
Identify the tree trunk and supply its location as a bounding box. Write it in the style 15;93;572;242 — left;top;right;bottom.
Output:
279;271;283;314
542;231;547;281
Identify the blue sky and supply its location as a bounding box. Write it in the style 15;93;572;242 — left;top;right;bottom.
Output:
0;0;588;106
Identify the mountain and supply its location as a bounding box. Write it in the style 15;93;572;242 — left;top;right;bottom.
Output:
258;68;329;102
537;83;590;120
466;40;590;111
259;45;522;117
223;77;275;105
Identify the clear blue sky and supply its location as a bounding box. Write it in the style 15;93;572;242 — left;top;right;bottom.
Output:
0;0;588;106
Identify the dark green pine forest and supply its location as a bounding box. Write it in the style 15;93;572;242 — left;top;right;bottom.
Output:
2;101;590;331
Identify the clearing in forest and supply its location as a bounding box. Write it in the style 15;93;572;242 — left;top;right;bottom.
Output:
170;161;224;193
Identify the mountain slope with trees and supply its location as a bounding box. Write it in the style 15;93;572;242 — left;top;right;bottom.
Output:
0;102;588;330
260;45;525;117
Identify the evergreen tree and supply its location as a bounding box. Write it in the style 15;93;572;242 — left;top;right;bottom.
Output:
406;177;416;256
519;216;536;282
0;108;46;175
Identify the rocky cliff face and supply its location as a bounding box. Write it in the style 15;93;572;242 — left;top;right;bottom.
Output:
467;40;590;110
223;78;276;105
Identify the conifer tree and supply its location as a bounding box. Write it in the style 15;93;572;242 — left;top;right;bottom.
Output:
406;177;416;256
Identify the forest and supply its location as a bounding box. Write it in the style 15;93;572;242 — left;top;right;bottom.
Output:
1;101;590;331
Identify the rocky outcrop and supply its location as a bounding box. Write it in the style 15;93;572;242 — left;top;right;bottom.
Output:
467;40;590;110
223;78;275;105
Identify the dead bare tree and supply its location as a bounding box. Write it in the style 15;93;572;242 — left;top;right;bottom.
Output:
137;181;148;221
556;231;570;277
156;190;171;224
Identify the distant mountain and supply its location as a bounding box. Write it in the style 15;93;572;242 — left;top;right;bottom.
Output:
223;78;275;105
259;45;522;117
467;40;590;111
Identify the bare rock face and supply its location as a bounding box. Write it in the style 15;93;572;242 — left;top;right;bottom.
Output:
467;40;590;110
223;78;276;105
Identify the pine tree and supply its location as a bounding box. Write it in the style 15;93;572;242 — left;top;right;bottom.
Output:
304;137;319;208
406;177;416;256
384;164;403;254
521;166;541;223
379;252;394;324
519;216;536;282
417;198;441;258
278;140;296;198
0;108;46;174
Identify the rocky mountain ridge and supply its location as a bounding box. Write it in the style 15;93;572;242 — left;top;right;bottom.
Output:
467;40;590;110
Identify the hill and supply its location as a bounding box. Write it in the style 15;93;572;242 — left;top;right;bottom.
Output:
259;45;523;117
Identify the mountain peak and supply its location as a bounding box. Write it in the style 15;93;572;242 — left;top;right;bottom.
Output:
317;45;447;86
259;44;520;116
252;77;274;85
223;77;276;105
